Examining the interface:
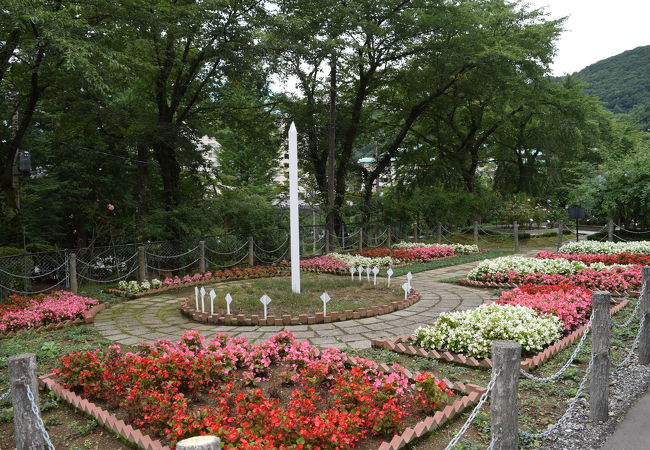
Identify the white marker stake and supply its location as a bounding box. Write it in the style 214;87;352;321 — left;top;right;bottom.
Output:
320;292;331;316
366;266;371;282
350;267;356;281
402;282;410;300
200;287;206;313
358;266;364;281
372;267;379;285
225;293;233;315
387;268;394;287
406;272;413;290
209;290;216;315
260;294;272;320
194;286;199;310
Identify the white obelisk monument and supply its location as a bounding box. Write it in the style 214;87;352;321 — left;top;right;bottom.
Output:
289;122;301;293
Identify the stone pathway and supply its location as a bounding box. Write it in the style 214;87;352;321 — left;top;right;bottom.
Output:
93;260;495;349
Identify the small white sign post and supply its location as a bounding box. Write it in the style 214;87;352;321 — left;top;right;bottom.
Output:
320;292;331;316
372;267;379;285
406;272;413;290
200;287;206;313
350;267;356;280
365;266;371;282
358;266;364;281
209;290;216;315
288;123;301;294
225;293;233;315
402;282;410;300
260;294;272;320
387;268;394;287
194;286;199;310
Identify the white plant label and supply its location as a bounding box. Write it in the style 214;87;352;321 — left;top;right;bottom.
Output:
200;287;206;313
320;292;331;316
194;286;199;310
358;266;364;280
387;268;394;287
260;294;272;320
372;267;379;285
402;282;410;300
209;290;216;315
350;267;356;280
225;293;233;315
406;272;413;290
365;266;371;282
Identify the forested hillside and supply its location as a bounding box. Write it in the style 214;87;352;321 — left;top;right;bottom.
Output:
577;45;650;127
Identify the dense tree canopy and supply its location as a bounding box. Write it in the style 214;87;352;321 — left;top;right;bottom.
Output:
0;0;647;250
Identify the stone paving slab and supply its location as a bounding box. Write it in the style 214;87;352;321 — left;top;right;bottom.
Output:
93;256;528;349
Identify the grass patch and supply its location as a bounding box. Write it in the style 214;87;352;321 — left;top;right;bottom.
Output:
173;272;404;316
385;250;514;277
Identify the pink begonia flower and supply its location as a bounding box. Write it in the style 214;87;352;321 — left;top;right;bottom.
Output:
107;204;115;211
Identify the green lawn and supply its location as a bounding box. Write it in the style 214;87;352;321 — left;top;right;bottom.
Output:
384;250;515;277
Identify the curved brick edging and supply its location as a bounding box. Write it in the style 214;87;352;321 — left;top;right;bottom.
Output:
458;279;640;297
39;349;485;450
181;290;421;326
0;302;109;340
105;270;290;299
372;299;630;371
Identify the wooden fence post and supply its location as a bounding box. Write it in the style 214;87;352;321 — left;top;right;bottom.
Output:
69;253;78;294
413;222;419;241
473;221;479;247
513;221;519;252
8;353;44;450
198;241;206;273
437;222;442;244
591;291;610;422
557;220;564;251
608;219;614;242
248;237;254;267
137;246;146;282
491;340;521;450
359;227;364;251
387;226;392;248
325;229;331;254
176;435;221;450
638;267;650;364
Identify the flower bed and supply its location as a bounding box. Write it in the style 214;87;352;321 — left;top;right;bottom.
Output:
182;289;421;326
558;241;650;255
372;301;629;370
495;284;592;332
1;291;105;336
536;250;650;266
106;266;288;298
391;242;480;255
49;331;485;448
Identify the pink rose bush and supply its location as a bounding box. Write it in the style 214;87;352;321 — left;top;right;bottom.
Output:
0;291;99;334
495;284;592;331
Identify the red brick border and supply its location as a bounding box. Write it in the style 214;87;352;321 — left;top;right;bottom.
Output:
0;302;109;340
181;290;421;326
372;300;630;371
458;278;639;297
105;270;290;298
39;350;485;450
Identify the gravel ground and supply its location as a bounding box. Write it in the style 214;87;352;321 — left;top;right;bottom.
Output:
540;356;650;450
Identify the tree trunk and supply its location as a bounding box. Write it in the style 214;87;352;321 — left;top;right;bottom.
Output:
135;143;149;240
327;53;337;249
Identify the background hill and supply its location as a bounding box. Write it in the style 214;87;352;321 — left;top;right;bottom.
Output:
576;45;650;128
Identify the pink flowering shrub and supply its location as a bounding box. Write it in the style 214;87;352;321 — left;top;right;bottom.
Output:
403;246;455;260
0;291;99;334
495;284;592;331
478;266;641;292
295;256;348;272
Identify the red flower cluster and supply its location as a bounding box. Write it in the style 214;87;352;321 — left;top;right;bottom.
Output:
0;293;35;315
536;251;650;266
55;331;453;448
495;284;592;331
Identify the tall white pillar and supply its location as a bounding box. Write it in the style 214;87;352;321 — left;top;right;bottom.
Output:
289;122;301;293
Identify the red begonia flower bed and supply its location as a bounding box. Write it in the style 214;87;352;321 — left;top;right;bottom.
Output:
53;331;481;448
536;251;650;266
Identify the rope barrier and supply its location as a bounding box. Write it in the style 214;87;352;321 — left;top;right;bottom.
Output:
204;241;248;255
617;227;650;234
613;234;629;242
0;278;67;295
253;235;289;254
25;382;55;450
206;253;249;269
77;265;139;283
0;262;67;280
145;246;198;259
76;252;138;269
610;313;645;368
146;258;200;273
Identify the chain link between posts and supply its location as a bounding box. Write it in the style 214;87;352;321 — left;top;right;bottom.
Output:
0;389;10;402
24;382;55;450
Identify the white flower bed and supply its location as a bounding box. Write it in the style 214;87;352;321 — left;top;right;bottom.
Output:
412;304;563;358
327;253;398;268
117;279;162;294
391;242;479;255
559;241;650;255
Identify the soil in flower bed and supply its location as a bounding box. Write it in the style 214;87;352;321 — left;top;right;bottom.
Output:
181;272;404;316
53;331;460;448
